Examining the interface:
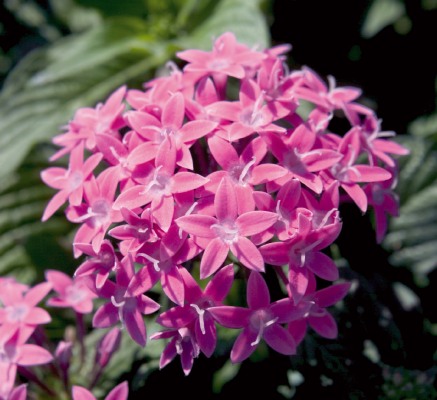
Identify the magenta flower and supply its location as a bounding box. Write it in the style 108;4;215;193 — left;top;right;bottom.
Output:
96;327;122;367
41;141;103;221
46;270;97;314
114;135;209;232
73;239;120;289
92;255;160;347
287;272;351;345
155;264;234;357
262;124;342;194
260;213;342;304
150;326;199;376
200;135;287;214
72;381;128;400
55;341;73;372
209;271;312;363
66;169;122;257
319;128;392;212
176;177;278;278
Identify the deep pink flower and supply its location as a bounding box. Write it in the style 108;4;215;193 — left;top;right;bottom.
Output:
209;271;312;363
150;326;199;376
176;177;278;278
155;264;234;357
92;255;160;347
287;272;351;345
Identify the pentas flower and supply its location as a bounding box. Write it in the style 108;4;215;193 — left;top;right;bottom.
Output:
66;169;122;257
73;240;120;289
0;282;52;330
108;207;158;254
155;264;234;357
0;326;53;388
177;31;266;98
209;271;312;363
319;129;392;212
150;326;199;376
200;135;287;214
125;236;202;306
0;279;28;301
55;341;73;372
92;254;160;347
252;179;310;244
50;86;127;161
41;141;103;221
363;169;400;243
176;177;278;279
46;270;97;314
72;381;128;400
114;135;209;232
261;123;343;194
260;213;342;305
287;272;351;345
125;92;217;170
96;327;121;367
208;79;286;142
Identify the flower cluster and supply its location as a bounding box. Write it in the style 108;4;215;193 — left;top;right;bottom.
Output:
37;31;408;377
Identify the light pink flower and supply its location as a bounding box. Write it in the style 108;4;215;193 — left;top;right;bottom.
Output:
72;381;128;400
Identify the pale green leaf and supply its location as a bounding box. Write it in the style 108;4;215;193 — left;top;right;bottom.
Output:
361;0;405;38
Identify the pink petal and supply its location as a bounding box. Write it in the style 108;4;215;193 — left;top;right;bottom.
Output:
353;165;392;182
124;307;147;347
17;344;53;366
162;92;184;129
126;265;160;297
93;302;119;328
230;326;258;363
155;135;176;176
200;237;229;279
305;251;339;281
178;266;203;302
259;242;289;266
105;381;129;400
195;312;216;358
73;299;94;314
208;306;251;328
215;178;238;223
230;237;265;272
24;308;51;325
156;305;197;328
263;324;296;355
181;340;195;376
204;263;234;302
179;120;217;142
126;142;159;166
308;312;338;339
24;282;52;307
287;318;307;346
234;184;255;214
161;267;185;306
170;172;209;193
9;384;27;400
312;282;351;307
269;299;312;324
342;183;367;212
236;211;278;236
208;135;239;170
175;214;218;238
247;271;270;309
72;386;96;400
45;270;72;295
288;266;309;305
42;189;70;221
160;338;178;369
249;164;288;185
151;194;174;233
138;294;161;315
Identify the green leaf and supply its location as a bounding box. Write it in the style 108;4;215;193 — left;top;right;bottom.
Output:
178;0;270;50
361;0;405;38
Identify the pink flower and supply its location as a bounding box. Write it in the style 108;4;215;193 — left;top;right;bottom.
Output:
176;177;278;278
0;282;52;329
96;327;122;367
46;270;97;314
72;381;128;400
92;255;160;347
150;326;199;376
155;264;234;357
287;272;351;345
209;271;312;363
0;384;27;400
